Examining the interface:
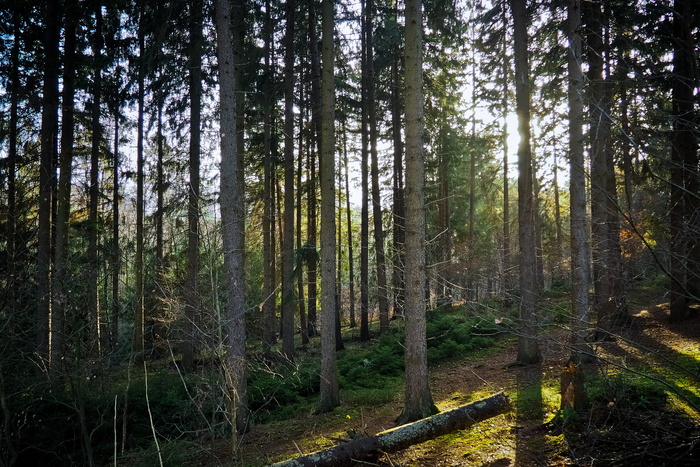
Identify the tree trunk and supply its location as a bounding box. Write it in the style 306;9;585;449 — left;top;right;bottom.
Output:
307;0;321;338
567;0;593;364
111;113;120;356
585;0;628;337
366;0;390;332
391;15;406;319
282;0;297;362
360;0;371;341
88;3;103;358
262;0;277;356
511;0;541;364
343;119;357;328
37;0;60;367
398;0;436;424
669;0;698;322
184;0;203;371
318;0;340;413
215;0;249;436
53;0;76;373
272;392;509;467
501;0;512;307
134;8;146;358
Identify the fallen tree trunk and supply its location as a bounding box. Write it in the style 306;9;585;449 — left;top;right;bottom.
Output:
270;391;509;467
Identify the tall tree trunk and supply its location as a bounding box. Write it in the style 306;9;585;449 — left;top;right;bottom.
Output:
184;0;203;371
88;3;103;358
296;82;308;346
318;0;340;412
6;11;21;343
585;1;628;337
53;1;77;373
391;19;406;320
343;119;357;328
360;0;371;341
669;0;699;321
568;0;593;365
111;114;121;356
262;0;278;355
282;0;297;361
307;0;321;338
215;0;249;437
134;9;145;358
501;0;512;307
366;0;390;332
511;0;541;365
37;0;60;367
153;101;165;359
397;0;436;424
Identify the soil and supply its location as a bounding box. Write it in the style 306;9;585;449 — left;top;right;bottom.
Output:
231;292;700;466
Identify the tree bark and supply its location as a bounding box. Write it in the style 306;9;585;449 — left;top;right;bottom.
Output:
398;0;436;424
511;0;541;364
215;0;249;436
360;0;371;341
568;0;593;364
366;0;390;332
282;0;297;362
272;392;509;467
317;0;340;413
184;0;203;371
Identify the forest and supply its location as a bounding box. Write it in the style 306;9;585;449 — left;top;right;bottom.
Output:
0;0;698;465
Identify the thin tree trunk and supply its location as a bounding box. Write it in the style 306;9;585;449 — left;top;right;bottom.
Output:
53;1;77;373
501;0;512;307
282;0;297;361
568;0;593;366
366;0;390;332
262;0;278;354
38;0;60;367
184;0;203;371
360;0;371;341
391;18;406;320
307;0;321;338
134;9;145;358
89;3;103;358
343;118;356;328
111;114;120;356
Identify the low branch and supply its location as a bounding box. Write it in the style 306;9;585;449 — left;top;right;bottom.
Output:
270;391;510;467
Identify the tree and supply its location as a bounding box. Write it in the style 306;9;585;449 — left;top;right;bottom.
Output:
281;0;297;362
183;0;204;371
397;0;436;424
584;0;628;337
134;5;146;358
215;0;249;436
511;0;541;365
567;0;592;366
318;0;340;413
37;0;61;369
53;0;78;372
669;0;699;322
366;0;390;332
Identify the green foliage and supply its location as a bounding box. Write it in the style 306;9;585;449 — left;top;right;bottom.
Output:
247;358;321;423
426;310;496;362
587;372;669;410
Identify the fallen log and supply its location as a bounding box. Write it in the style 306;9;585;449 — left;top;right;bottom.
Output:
270;391;509;467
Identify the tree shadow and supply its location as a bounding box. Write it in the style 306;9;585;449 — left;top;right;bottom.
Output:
512;363;546;467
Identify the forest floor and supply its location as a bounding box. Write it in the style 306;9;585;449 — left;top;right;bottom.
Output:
219;288;700;466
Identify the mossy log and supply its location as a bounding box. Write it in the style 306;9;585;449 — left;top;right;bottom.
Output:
270;391;509;467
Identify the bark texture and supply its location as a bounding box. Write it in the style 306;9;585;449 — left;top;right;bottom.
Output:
271;392;509;467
